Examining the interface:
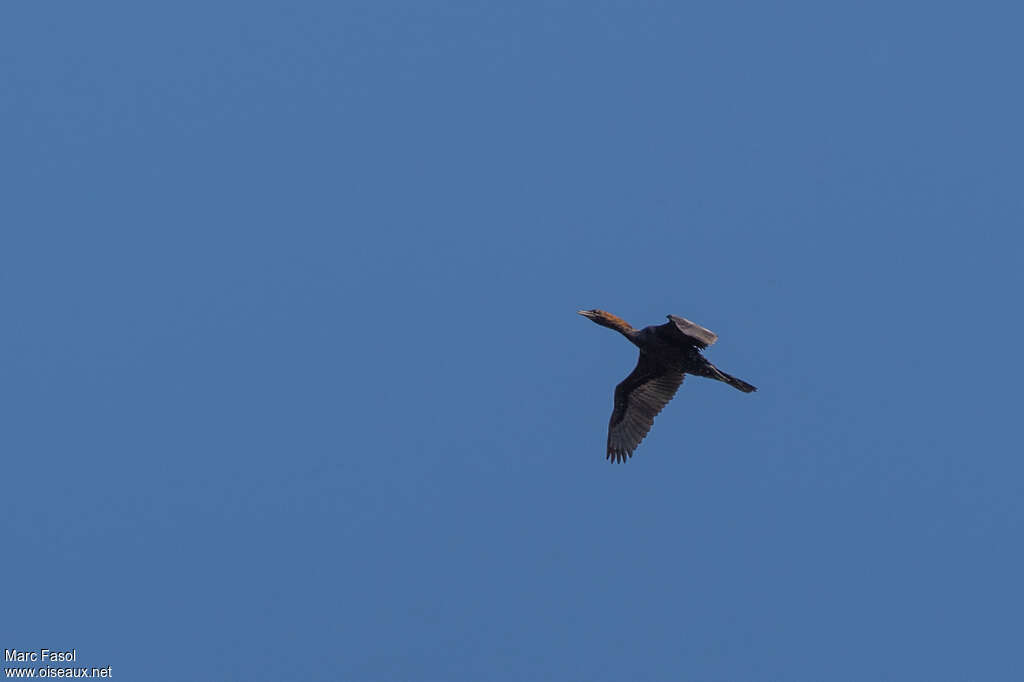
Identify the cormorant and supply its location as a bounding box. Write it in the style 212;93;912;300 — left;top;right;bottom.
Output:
578;310;756;462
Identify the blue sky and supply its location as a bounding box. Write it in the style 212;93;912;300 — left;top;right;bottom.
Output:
3;2;1023;680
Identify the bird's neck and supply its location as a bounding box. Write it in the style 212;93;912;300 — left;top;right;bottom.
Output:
597;313;638;342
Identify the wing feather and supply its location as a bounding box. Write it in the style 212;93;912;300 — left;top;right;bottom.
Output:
606;355;685;462
665;315;718;348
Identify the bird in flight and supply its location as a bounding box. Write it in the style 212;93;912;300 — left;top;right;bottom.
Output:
578;310;756;462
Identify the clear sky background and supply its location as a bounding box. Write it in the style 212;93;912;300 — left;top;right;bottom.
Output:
3;2;1023;680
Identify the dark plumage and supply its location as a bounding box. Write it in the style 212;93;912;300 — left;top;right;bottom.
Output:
578;309;756;462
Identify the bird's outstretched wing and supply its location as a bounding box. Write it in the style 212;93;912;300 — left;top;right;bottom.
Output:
664;315;718;348
607;355;685;462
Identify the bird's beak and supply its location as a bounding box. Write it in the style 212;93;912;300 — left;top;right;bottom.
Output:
577;310;591;317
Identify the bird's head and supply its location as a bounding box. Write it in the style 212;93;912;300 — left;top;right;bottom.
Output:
577;309;634;333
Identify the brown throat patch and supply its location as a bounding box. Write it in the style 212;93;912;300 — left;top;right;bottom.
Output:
596;310;634;331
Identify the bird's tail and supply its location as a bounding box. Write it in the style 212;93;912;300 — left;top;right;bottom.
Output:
711;367;757;393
